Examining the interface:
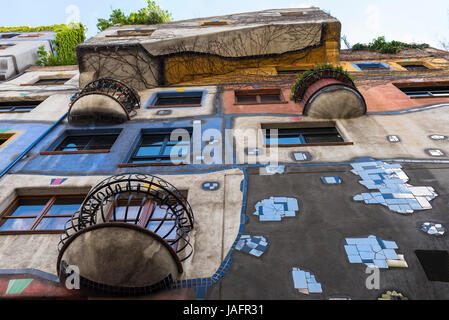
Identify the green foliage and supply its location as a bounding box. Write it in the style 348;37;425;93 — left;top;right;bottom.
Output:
33;23;86;66
352;36;429;54
97;0;172;31
290;63;352;100
0;24;68;33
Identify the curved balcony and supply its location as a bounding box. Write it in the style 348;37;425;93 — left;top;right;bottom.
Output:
57;174;194;296
292;68;366;119
68;78;141;125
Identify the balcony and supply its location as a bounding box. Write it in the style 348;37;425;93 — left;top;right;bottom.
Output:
68;78;141;125
292;67;366;119
57;174;194;296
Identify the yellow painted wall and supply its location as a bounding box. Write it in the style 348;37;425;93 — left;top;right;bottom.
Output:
164;21;341;86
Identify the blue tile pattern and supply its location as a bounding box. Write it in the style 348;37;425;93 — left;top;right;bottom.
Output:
235;235;268;257
292;268;322;294
253;197;299;221
344;235;406;269
265;165;285;175
351;159;438;214
420;222;446;236
293;152;311;161
202;182;220;191
321;176;342;184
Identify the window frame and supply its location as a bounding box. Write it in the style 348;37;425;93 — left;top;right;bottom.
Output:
0;131;20;149
123;130;192;167
234;89;287;105
353;61;391;71
262;123;353;147
146;90;206;109
0;195;85;235
0;101;42;113
395;84;449;99
40;129;121;155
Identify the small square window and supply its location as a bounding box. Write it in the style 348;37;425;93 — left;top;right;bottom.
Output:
415;250;449;282
0;101;41;113
54;134;119;152
263;125;345;146
0;196;85;232
401;64;429;71
355;62;390;71
147;91;204;108
34;78;72;85
395;84;449;98
0;33;20;39
235;89;283;105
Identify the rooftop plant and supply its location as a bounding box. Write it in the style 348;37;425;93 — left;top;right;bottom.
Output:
290;63;353;100
96;0;172;31
351;36;429;54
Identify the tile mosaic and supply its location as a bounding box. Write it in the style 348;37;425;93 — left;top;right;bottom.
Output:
235;235;269;257
344;235;407;269
293;152;311;161
292;267;322;295
321;176;342;184
420;222;446;236
253;197;299;222
387;135;401;143
351;158;438;214
202;182;220;191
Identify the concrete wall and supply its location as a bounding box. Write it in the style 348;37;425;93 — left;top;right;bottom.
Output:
0;170;244;280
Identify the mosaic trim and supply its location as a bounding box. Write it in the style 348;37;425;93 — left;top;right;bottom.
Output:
351;158;438;214
235;235;268;257
426;149;446;157
429;134;448;141
420;222;446;236
202;182;220;191
50;178;68;186
378;291;408;300
344;235;408;269
321;176;342;184
292;152;311;161
387;135;400;143
253;197;299;221
292;268;322;294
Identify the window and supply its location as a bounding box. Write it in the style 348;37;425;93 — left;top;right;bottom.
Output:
55;134;118;152
354;62;390;71
0;33;19;39
128;131;190;164
0;196;84;233
276;69;306;75
34;78;72;85
0;132;17;148
17;33;44;38
401;64;429;71
0;101;41;113
200;20;230;26
41;131;120;155
107;192;187;248
396;85;449;98
264;126;345;146
235;89;284;104
147;91;204;108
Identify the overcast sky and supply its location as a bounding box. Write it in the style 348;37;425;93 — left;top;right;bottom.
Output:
1;0;448;48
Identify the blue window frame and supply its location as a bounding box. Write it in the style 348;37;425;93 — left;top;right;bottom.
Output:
46;129;122;153
129;130;192;164
0;101;41;113
265;127;344;146
146;90;206;108
353;61;391;71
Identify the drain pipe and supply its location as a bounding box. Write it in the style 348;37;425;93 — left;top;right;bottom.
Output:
0;112;68;179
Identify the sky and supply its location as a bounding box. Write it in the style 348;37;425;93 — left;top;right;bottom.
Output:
0;0;448;48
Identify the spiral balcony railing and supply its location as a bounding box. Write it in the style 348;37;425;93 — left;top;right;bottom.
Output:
68;78;141;123
58;173;194;260
292;68;356;102
56;174;194;295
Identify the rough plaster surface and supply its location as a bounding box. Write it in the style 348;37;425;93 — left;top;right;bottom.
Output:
233;107;449;164
69;94;128;123
0;170;244;280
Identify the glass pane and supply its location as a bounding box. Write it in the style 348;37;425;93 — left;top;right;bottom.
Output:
0;218;35;231
267;135;302;145
151;204;171;219
236;95;257;103
35;217;71;230
10;200;46;217
260;94;281;103
57;136;91;151
163;145;188;157
46;198;82;216
155;96;202;106
87;135;118;150
304;134;343;143
141;135;166;146
136;146;162;157
0;106;14;112
147;220;177;239
113;205;142;221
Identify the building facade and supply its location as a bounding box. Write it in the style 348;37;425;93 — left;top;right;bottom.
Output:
0;7;449;300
